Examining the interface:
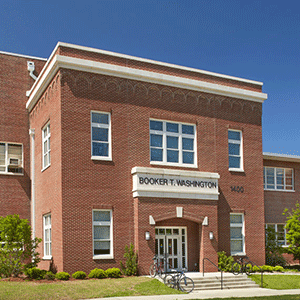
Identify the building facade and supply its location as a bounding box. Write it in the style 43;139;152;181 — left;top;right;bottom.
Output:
1;42;295;275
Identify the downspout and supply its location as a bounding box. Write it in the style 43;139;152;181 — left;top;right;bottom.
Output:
27;61;37;80
29;129;36;240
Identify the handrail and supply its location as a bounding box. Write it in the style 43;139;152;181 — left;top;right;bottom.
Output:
202;258;223;290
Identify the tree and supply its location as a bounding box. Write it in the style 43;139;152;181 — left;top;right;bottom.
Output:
283;202;300;261
120;243;138;276
0;214;41;277
265;226;285;266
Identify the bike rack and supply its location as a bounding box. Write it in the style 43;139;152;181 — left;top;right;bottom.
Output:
202;258;223;290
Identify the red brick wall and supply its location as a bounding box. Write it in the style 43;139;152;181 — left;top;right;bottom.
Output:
0;53;45;221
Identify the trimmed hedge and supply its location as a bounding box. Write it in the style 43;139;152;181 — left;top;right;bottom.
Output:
72;271;87;279
55;271;70;280
88;268;107;279
25;267;47;280
105;268;122;278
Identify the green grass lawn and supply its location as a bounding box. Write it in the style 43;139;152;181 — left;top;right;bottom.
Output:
190;297;300;300
0;277;184;300
250;274;300;289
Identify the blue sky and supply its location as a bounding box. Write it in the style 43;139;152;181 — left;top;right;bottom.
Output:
1;1;299;155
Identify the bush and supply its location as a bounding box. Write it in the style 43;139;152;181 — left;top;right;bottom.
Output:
261;265;273;272
273;265;284;272
72;271;87;279
105;268;122;278
217;251;234;272
252;265;261;272
44;271;55;280
25;267;46;280
88;268;107;279
120;243;138;276
55;272;70;280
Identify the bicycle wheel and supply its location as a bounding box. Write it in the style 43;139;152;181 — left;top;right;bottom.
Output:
164;274;176;289
149;263;157;277
245;263;253;275
231;262;241;275
179;276;194;293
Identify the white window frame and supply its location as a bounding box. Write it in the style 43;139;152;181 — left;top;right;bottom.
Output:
42;122;51;170
92;209;113;259
91;111;112;161
266;223;288;247
43;214;52;259
230;213;245;256
228;129;243;172
149;119;197;168
263;167;294;191
0;142;23;175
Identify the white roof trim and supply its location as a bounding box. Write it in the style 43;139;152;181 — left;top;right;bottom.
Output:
26;55;267;111
263;152;300;163
57;42;263;86
0;50;47;61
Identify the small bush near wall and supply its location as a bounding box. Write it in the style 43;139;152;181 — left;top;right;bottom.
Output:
72;271;87;279
218;251;234;272
44;271;55;280
55;272;70;280
105;268;122;278
25;268;46;280
120;243;138;276
88;268;107;279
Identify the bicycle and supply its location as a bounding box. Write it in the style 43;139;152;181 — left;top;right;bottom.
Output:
149;255;167;278
164;269;194;293
231;256;253;275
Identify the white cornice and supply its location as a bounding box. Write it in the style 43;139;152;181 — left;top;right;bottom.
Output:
0;50;47;61
26;54;267;111
263;152;300;163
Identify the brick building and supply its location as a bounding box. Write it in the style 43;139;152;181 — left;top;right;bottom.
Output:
0;42;296;274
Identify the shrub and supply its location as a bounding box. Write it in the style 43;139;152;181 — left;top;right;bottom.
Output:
55;272;70;280
72;271;87;279
261;265;273;272
25;267;46;280
120;243;138;276
88;268;107;279
217;251;234;272
105;268;122;278
44;271;55;280
252;265;261;272
273;265;284;272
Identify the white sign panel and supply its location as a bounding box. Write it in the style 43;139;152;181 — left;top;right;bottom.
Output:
132;167;219;200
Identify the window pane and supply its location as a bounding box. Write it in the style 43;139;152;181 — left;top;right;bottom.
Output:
285;169;293;177
231;227;242;239
166;122;178;133
276;169;284;186
94;226;110;239
0;144;5;166
167;150;179;163
230;214;242;224
92;142;108;157
150;134;162;147
150;120;163;131
183;151;194;164
159;228;165;235
92;112;109;124
166;229;172;235
228;130;241;141
277;224;284;232
94;241;110;255
151;148;163;161
92;127;108;142
182;138;193;150
93;211;111;222
229;156;240;168
167;136;178;149
231;240;243;252
229;143;240;155
182;125;194;135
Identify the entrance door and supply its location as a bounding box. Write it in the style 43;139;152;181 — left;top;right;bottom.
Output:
155;227;187;271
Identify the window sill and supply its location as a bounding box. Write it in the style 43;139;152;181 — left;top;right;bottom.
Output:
42;255;52;260
93;255;114;260
91;156;112;161
0;172;24;176
231;252;246;256
264;189;295;192
42;164;51;172
229;168;244;173
150;161;198;169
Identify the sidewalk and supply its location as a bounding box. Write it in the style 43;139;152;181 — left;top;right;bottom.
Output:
87;287;300;300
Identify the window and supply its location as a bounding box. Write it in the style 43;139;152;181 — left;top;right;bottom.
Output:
150;119;196;166
93;210;113;259
42;123;51;169
230;214;245;255
0;142;23;174
263;167;294;191
266;224;288;246
228;130;243;170
91;112;111;160
43;214;52;258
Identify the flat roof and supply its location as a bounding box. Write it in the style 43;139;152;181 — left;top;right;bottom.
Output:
263;152;300;163
0;50;47;61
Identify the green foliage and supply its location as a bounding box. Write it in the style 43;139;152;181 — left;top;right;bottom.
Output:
25;267;46;280
105;267;122;278
217;251;234;272
120;243;138;276
265;226;286;266
252;265;261;272
273;265;284;272
88;268;107;279
55;272;70;280
72;271;87;279
261;265;273;272
44;271;55;280
284;202;300;261
0;214;42;277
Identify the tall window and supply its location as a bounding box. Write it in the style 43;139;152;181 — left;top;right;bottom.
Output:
150;119;196;166
93;210;113;259
266;224;288;246
91;111;111;160
230;213;245;255
42;123;51;169
263;167;294;190
43;214;52;258
0;142;23;174
228;130;243;170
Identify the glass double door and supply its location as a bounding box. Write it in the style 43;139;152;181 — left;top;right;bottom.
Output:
155;227;187;271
